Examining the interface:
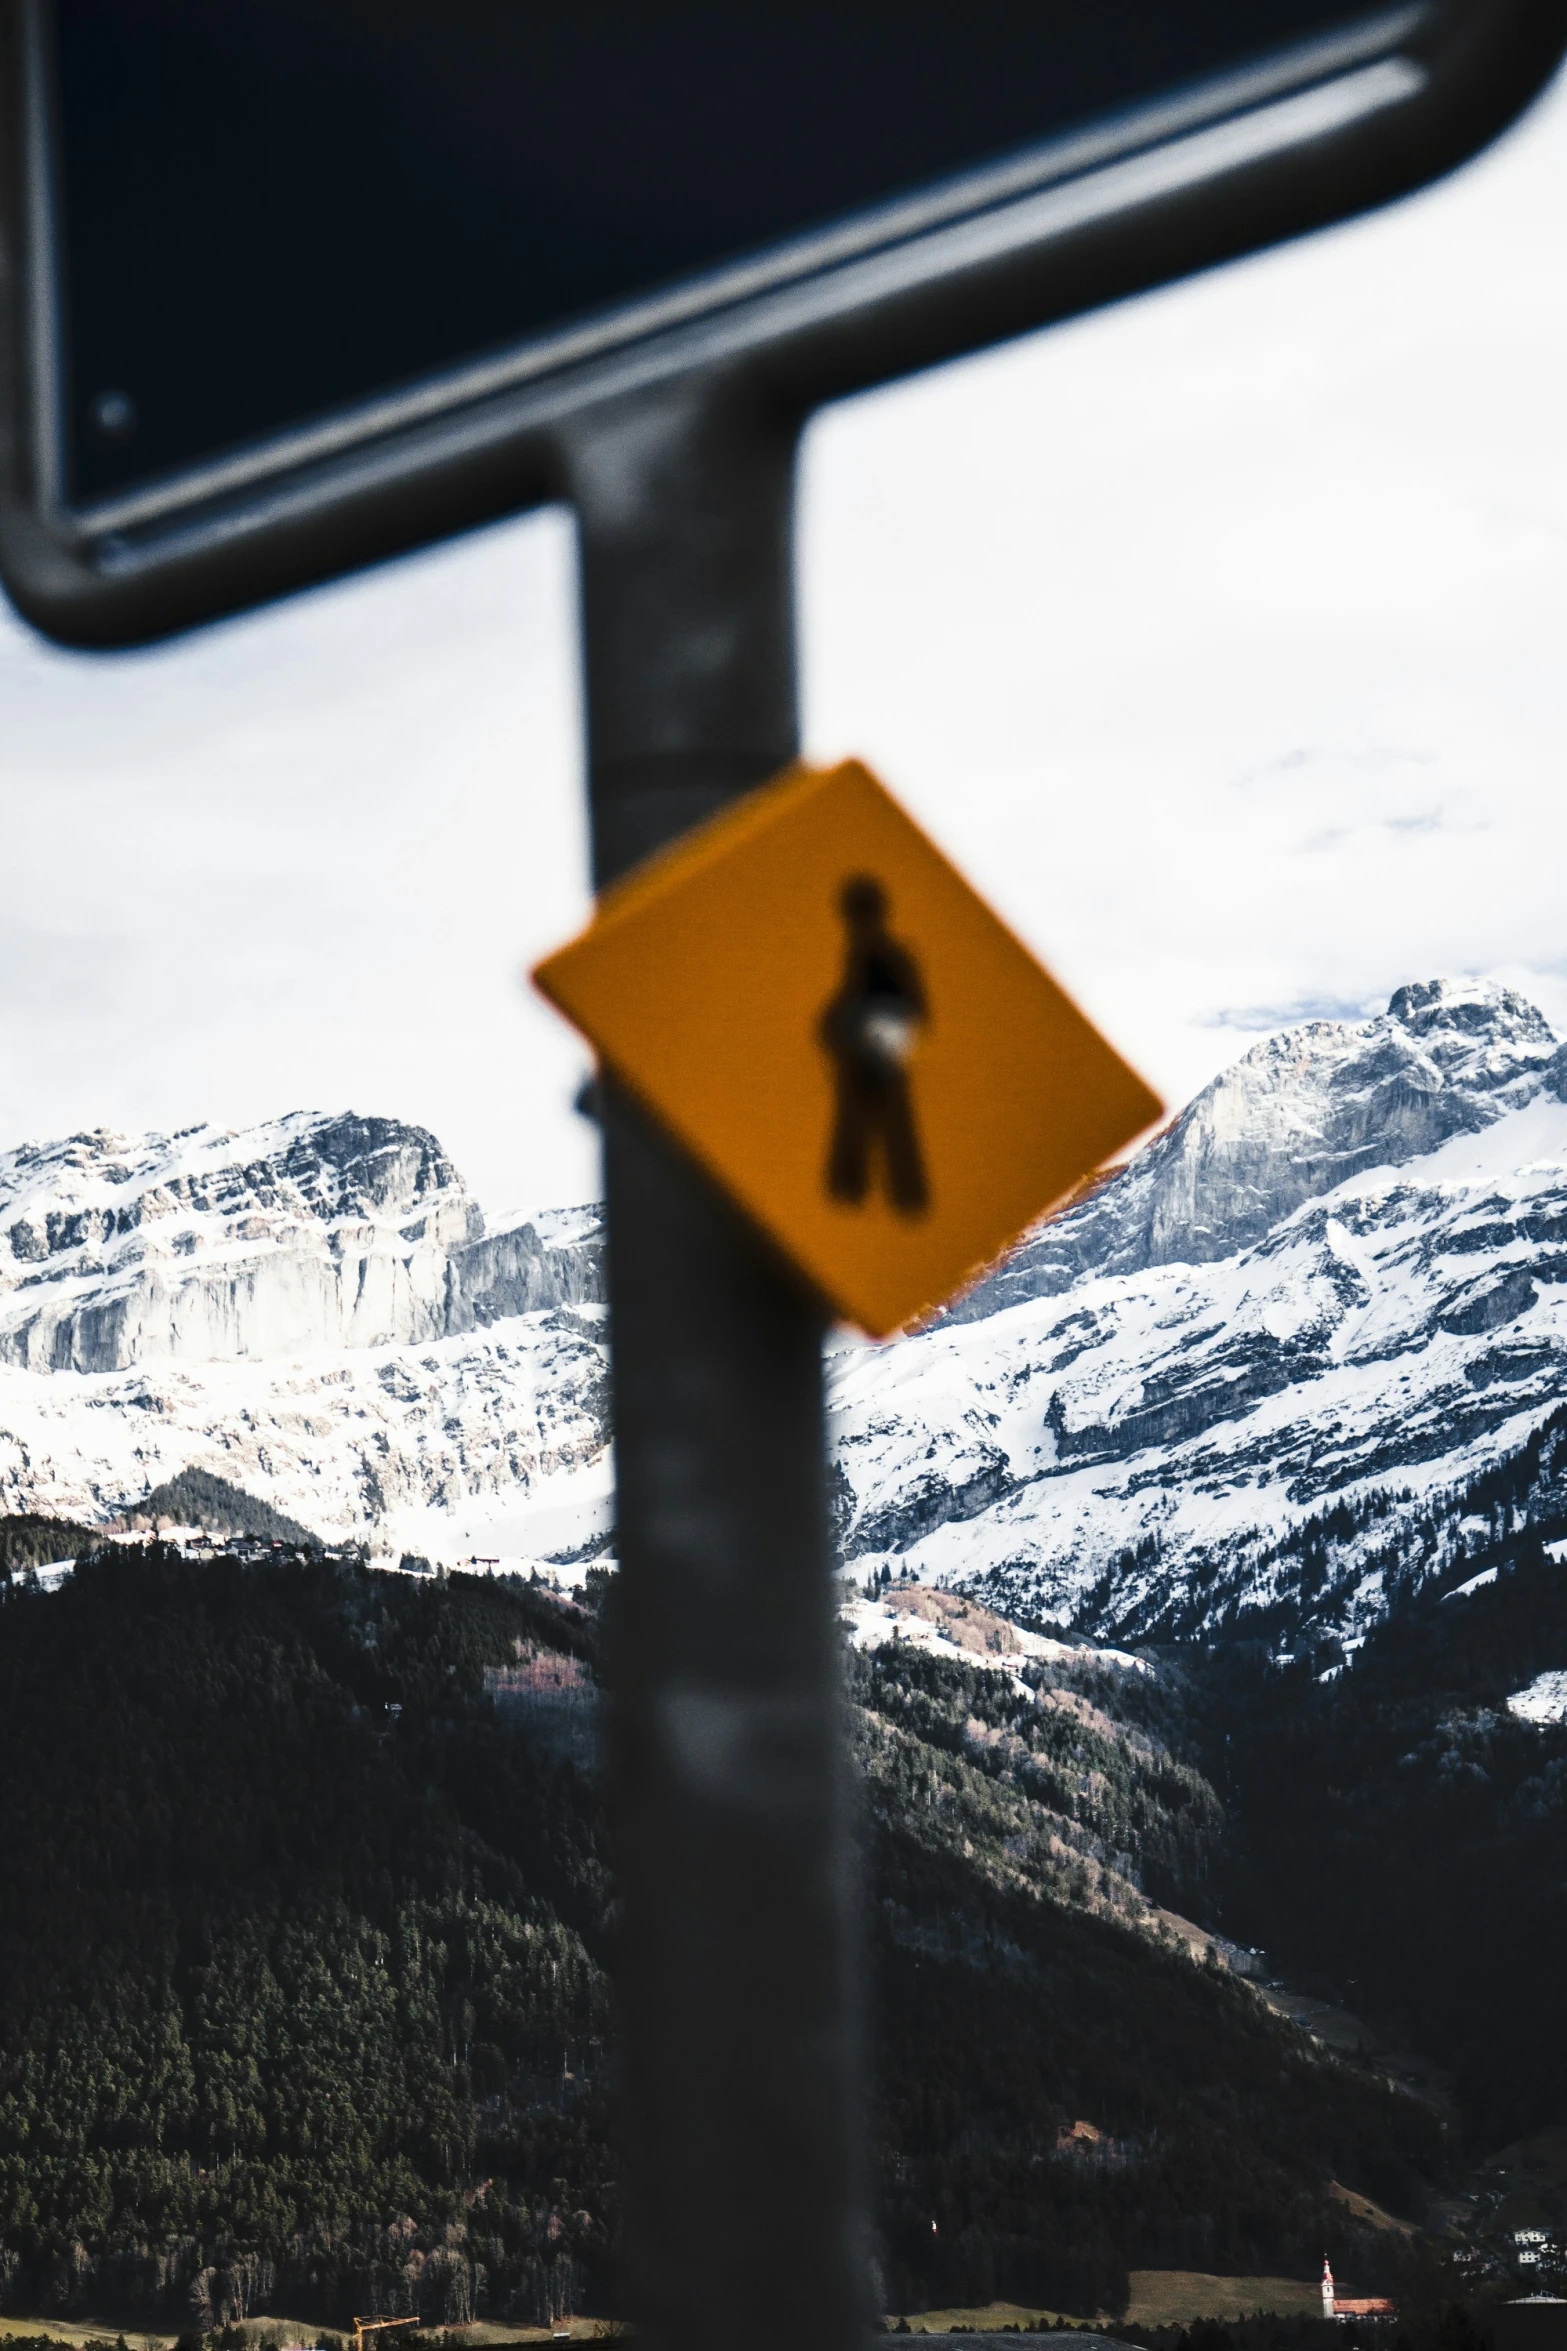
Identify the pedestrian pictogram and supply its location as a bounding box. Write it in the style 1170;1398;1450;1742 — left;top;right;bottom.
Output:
822;875;930;1218
533;759;1162;1337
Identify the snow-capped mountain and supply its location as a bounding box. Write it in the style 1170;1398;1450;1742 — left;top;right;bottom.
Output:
0;1113;598;1371
0;1114;606;1545
830;978;1567;1645
948;977;1564;1309
7;980;1567;1638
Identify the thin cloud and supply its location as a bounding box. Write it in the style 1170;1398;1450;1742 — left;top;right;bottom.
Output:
1199;994;1383;1035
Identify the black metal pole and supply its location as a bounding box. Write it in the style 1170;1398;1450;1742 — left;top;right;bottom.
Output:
562;378;869;2351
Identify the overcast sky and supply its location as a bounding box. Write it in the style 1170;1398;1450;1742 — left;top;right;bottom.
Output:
2;67;1564;1216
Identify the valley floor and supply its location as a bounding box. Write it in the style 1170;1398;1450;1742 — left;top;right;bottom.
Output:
0;2324;178;2351
880;2274;1338;2332
1124;2274;1329;2327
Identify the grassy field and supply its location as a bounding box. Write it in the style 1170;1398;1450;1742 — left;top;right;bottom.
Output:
897;2276;1328;2330
886;2304;1083;2333
442;2328;622;2344
1124;2272;1324;2326
0;2324;176;2350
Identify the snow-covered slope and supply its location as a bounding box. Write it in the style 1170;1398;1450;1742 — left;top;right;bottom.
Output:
1507;1669;1567;1724
949;977;1563;1312
7;981;1567;1628
838;1578;1145;1688
0;1114;607;1548
830;979;1567;1645
0;1306;609;1548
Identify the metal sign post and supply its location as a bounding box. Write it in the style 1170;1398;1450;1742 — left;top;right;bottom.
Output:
567;381;866;2347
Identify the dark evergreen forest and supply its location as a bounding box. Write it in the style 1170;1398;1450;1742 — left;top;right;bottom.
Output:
1205;1532;1567;2147
0;1547;1441;2329
0;1514;101;1572
847;1643;1441;2317
129;1469;322;1548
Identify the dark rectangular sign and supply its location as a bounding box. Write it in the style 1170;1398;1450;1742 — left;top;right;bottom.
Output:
2;0;1564;642
55;1;1354;505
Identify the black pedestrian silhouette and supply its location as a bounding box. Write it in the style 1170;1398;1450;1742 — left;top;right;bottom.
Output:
820;874;930;1216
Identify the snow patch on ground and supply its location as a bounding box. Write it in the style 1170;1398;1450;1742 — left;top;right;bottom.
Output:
838;1579;1145;1693
383;1453;614;1586
1444;1567;1500;1602
1506;1670;1567;1725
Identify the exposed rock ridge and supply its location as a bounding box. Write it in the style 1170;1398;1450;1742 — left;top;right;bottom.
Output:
0;1113;602;1373
950;977;1561;1320
446;1216;601;1331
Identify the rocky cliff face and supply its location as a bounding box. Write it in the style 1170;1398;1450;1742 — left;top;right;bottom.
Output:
0;1305;609;1548
831;979;1567;1645
950;977;1563;1316
0;1113;601;1373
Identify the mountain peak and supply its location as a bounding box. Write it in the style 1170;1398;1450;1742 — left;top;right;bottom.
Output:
0;1109;466;1234
832;980;1567;1654
1384;973;1554;1045
950;977;1560;1317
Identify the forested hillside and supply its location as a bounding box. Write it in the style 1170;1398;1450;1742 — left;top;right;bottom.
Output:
847;1642;1442;2317
0;1549;614;2329
0;1548;1443;2329
1206;1530;1567;2147
0;1513;100;1571
128;1466;323;1546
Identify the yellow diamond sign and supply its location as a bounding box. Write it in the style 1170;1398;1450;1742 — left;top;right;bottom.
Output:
533;760;1161;1338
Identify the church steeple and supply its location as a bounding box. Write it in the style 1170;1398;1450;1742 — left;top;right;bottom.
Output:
1322;2259;1336;2319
